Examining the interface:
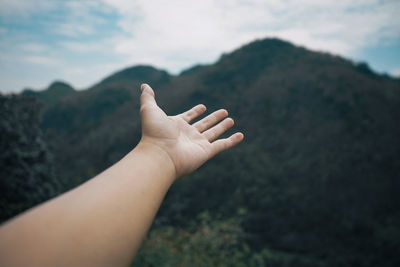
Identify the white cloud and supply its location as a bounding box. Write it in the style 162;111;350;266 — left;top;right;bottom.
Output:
1;0;400;92
102;0;400;73
19;43;49;53
61;38;119;53
25;55;60;66
0;0;56;18
57;23;95;38
50;1;114;38
390;67;400;77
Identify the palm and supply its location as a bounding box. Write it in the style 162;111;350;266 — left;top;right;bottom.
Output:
139;84;243;178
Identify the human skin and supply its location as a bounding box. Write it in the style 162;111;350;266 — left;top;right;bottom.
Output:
0;84;244;266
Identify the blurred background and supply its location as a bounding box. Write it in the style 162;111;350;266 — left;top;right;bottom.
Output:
1;1;400;266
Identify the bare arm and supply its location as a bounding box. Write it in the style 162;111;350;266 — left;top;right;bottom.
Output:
0;84;243;266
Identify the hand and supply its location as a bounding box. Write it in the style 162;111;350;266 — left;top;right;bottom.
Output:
138;84;244;178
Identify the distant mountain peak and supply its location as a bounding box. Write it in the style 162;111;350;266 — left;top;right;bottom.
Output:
220;38;295;59
98;65;171;86
244;37;293;49
21;80;75;105
47;81;74;92
180;64;207;76
118;65;166;74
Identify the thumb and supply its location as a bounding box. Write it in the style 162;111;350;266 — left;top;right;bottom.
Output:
140;83;157;108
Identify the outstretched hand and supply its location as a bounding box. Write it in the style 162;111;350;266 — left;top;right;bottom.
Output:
139;84;244;178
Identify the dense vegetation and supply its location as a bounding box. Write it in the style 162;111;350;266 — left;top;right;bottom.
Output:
0;94;60;222
2;38;400;266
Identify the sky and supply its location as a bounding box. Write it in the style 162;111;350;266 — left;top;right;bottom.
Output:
0;0;399;92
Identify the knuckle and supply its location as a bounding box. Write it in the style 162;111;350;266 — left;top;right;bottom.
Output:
221;122;228;131
187;110;194;117
207;131;215;141
212;113;219;121
185;113;192;120
140;104;149;113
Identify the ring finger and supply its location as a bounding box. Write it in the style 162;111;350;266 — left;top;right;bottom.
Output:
193;109;228;132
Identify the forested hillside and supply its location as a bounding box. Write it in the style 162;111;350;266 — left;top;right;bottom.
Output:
3;38;400;266
0;95;60;222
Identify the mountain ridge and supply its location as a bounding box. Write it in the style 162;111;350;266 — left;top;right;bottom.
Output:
23;38;398;102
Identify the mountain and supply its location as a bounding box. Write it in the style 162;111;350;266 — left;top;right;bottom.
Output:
22;81;76;105
97;65;171;87
20;38;400;266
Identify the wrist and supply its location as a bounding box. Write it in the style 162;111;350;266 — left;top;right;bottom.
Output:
132;139;177;181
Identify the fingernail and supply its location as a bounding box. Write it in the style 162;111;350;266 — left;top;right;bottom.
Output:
140;84;147;92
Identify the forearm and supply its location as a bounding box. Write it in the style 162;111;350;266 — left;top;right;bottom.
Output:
0;142;175;266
